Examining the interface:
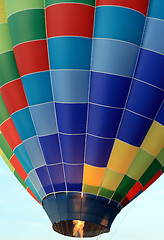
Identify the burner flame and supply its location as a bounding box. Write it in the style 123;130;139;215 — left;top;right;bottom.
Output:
73;220;85;238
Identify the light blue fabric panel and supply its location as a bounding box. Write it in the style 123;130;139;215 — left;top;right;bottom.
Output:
94;6;145;45
51;70;90;103
25;177;42;203
23;137;45;168
91;39;139;77
142;18;164;55
148;0;164;20
14;144;34;174
30;103;57;136
28;170;46;199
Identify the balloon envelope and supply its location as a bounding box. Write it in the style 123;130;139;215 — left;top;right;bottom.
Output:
0;0;164;237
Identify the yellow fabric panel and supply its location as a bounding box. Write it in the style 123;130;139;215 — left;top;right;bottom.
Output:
107;139;139;174
0;148;2;155
101;168;124;191
83;164;106;187
141;121;164;157
0;0;7;23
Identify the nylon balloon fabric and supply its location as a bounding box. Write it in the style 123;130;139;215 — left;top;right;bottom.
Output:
0;0;164;237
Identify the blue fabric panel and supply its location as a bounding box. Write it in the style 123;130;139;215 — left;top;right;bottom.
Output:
90;71;131;108
93;196;109;217
117;110;152;146
48;37;92;70
11;107;36;141
39;134;62;164
67;192;81;213
148;0;164;20
42;194;61;223
51;70;89;103
23;137;45;168
55;193;69;220
21;71;53;105
81;193;96;214
80;193;97;223
60;134;85;164
36;165;54;194
134;48;164;90
55;103;87;134
126;80;164;119
30;103;57;136
64;164;83;191
47;164;66;192
85;134;114;167
25;177;41;203
14;144;33;174
87;104;123;138
142;18;164;55
156;102;164;126
81;194;97;223
91;39;139;77
94;6;145;45
67;192;81;220
28;170;46;199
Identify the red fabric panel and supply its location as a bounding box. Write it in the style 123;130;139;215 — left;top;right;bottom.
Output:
120;196;129;207
13;40;49;76
27;187;41;204
0;79;28;115
143;170;162;191
46;4;95;38
126;181;143;201
121;182;142;207
0;118;22;150
10;155;27;181
96;0;149;16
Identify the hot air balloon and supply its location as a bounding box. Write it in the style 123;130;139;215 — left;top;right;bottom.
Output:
0;0;164;238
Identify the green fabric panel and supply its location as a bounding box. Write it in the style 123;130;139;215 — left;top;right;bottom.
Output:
139;159;162;187
161;167;164;173
0;94;10;124
5;0;44;17
8;9;46;46
1;152;15;173
0;133;13;159
156;147;164;166
111;192;123;203
0;23;12;54
83;184;99;195
0;51;20;87
112;176;136;202
14;170;27;189
98;187;113;199
126;149;155;180
45;0;96;7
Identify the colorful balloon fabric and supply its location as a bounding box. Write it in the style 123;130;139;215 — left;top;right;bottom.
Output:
0;0;164;237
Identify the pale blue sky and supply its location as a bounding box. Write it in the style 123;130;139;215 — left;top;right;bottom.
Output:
0;157;164;240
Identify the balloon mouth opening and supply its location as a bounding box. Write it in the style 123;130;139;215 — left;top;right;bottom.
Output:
52;220;109;237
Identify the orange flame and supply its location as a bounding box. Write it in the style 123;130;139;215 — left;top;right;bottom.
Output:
73;220;85;238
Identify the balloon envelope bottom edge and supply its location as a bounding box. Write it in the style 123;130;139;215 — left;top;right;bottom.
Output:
42;192;122;237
